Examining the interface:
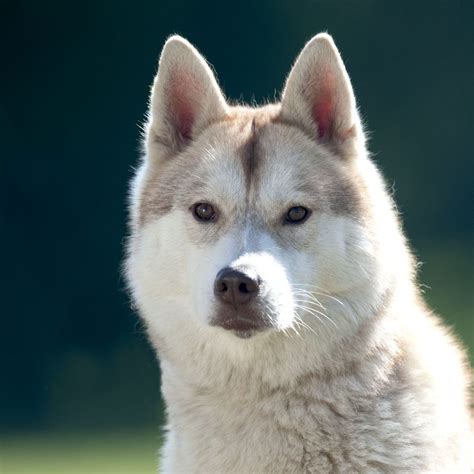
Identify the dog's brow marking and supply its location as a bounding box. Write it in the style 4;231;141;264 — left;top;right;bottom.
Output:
240;117;259;191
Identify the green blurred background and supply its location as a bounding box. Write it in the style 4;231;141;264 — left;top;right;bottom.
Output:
1;0;472;472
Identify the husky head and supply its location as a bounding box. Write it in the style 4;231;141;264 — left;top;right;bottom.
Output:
126;35;411;369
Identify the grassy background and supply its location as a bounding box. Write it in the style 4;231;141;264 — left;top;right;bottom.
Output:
1;431;160;474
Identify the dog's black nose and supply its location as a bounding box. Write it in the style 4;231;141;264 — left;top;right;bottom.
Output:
214;268;259;307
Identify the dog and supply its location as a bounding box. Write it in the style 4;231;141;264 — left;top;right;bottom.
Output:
125;33;472;472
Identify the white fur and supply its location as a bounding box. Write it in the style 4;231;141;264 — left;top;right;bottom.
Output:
126;34;472;473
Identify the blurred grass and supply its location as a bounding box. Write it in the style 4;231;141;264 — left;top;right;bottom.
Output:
0;430;161;474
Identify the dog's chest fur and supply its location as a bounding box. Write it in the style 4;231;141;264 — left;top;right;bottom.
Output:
162;360;435;473
156;308;470;473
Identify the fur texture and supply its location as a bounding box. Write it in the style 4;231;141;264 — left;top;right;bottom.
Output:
126;34;472;473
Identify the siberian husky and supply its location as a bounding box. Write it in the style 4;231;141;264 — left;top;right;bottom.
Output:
126;34;472;472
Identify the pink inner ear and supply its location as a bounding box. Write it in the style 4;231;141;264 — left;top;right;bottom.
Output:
312;98;333;139
169;69;202;141
310;69;336;140
174;97;194;141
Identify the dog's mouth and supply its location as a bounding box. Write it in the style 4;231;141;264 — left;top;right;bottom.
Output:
220;317;266;339
221;317;260;331
211;308;272;338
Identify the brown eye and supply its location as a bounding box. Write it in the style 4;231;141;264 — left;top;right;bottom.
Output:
285;206;310;224
192;202;217;222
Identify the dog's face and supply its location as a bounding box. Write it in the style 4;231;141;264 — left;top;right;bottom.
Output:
128;35;389;345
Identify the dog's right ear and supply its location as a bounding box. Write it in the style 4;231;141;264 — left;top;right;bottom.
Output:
280;34;363;158
148;36;228;153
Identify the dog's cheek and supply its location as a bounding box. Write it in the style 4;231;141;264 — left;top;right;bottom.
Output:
185;245;215;326
129;212;207;329
132;216;187;299
311;214;377;294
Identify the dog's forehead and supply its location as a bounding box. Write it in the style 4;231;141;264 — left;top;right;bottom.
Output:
138;105;362;226
197;109;358;216
198;116;302;195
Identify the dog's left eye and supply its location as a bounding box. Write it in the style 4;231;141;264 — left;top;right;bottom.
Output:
285;206;310;224
192;202;217;222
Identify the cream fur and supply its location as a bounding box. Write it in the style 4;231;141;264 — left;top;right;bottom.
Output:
126;34;473;473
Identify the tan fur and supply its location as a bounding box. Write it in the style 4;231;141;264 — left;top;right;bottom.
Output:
126;34;473;473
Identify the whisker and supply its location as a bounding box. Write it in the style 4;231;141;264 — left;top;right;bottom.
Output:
291;284;345;307
291;292;327;310
292;312;318;336
292;298;327;312
294;304;338;329
289;321;303;338
293;304;325;324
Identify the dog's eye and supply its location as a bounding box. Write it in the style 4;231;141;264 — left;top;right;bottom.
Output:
192;202;217;222
285;206;310;224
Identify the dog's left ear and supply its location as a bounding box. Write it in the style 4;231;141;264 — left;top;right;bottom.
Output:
280;34;363;157
148;35;228;154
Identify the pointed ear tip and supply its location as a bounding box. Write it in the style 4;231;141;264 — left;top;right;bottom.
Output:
164;34;190;46
313;32;335;42
161;34;196;58
305;33;339;54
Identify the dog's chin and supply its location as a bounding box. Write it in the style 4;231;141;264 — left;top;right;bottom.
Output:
231;328;261;339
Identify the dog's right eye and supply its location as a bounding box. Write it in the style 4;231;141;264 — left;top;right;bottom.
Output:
192;202;217;222
285;206;310;224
